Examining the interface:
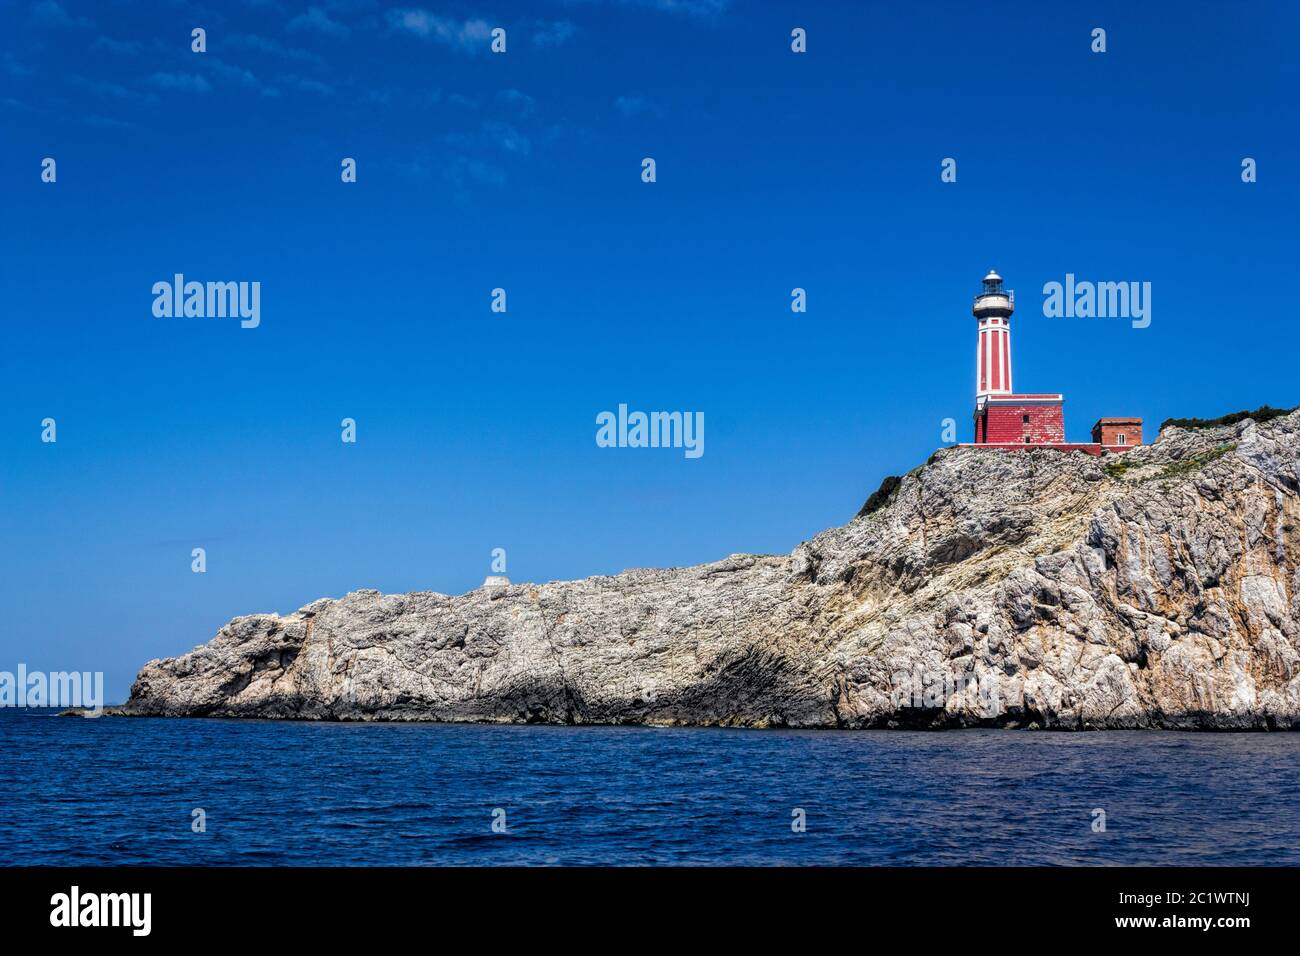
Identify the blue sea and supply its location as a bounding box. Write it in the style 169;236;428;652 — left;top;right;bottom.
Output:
3;709;1298;866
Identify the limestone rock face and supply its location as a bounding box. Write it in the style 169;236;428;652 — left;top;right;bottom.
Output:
115;411;1300;728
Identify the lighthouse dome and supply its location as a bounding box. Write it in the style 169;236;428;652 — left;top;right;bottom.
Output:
973;269;1013;317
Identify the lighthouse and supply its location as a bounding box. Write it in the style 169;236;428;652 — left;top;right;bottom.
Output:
974;270;1014;398
970;269;1066;445
958;268;1142;452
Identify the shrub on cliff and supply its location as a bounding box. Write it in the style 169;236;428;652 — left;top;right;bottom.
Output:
1160;405;1296;432
857;474;902;517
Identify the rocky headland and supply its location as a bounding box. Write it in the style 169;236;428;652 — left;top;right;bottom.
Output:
111;409;1300;729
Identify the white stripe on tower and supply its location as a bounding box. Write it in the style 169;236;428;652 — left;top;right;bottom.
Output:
995;329;1002;390
977;329;987;392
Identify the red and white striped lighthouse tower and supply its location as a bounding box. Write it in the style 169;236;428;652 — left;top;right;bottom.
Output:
974;269;1013;398
971;269;1066;445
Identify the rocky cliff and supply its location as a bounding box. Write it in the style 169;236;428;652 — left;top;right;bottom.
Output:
114;410;1300;728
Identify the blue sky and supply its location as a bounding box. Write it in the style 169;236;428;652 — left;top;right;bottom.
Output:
3;0;1297;700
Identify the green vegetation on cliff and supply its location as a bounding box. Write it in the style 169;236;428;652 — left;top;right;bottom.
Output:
1160;405;1296;433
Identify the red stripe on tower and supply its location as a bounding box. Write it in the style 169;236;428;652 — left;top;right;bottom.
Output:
979;331;987;393
1002;328;1011;392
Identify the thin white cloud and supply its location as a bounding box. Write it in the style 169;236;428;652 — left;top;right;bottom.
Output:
279;74;335;95
32;0;92;28
387;10;492;52
288;6;350;37
532;20;576;48
564;0;728;16
91;36;141;56
70;73;158;104
650;0;728;14
496;89;537;115
482;120;531;156
443;155;507;188
227;33;324;65
148;72;212;94
205;58;262;90
83;113;138;130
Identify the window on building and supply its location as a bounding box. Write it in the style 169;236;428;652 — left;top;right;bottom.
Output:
1116;433;1127;446
1024;437;1031;444
1022;414;1030;424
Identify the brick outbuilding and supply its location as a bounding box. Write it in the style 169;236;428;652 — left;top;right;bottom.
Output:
1091;417;1143;449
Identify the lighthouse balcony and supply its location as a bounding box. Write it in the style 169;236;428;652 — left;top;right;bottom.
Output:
973;291;1014;311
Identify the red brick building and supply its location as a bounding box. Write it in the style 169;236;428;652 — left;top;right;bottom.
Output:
966;270;1140;455
976;394;1065;444
1092;417;1143;449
